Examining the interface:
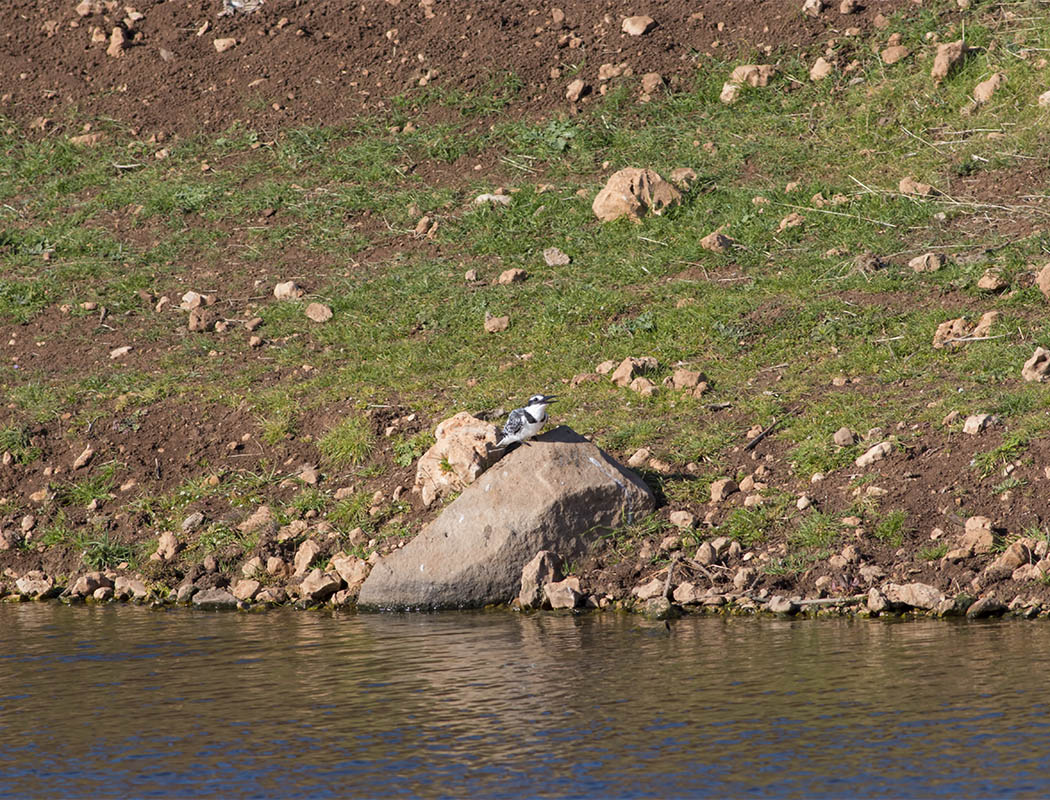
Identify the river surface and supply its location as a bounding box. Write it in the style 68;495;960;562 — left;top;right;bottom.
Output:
2;605;1050;798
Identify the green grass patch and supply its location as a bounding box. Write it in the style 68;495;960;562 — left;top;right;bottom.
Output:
318;416;376;468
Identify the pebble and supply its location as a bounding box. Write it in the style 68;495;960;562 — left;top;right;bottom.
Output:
543;247;570;266
305;302;333;323
621;15;654;36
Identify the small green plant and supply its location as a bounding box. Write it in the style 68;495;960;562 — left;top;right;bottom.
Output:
873;510;909;547
329;491;373;534
290;487;327;515
80;532;133;570
52;463;118;507
789;512;840;550
0;426;40;464
392;430;435;468
917;542;948;561
992;476;1025;494
195;523;241;554
318;416;375;467
972;432;1030;478
715;506;776;548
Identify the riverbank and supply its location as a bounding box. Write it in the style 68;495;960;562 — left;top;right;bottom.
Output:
3;1;1050;617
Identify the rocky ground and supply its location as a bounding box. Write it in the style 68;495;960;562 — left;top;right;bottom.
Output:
4;0;1050;619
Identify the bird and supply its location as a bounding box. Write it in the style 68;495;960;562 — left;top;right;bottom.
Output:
495;394;557;449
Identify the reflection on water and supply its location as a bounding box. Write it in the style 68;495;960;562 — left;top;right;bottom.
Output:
2;605;1049;798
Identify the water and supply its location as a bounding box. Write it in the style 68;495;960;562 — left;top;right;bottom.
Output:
2;606;1049;799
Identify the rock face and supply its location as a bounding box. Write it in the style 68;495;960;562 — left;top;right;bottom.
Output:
414;412;501;507
592;168;682;223
358;427;655;610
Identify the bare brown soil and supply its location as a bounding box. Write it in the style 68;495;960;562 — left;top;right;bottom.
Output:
8;0;919;134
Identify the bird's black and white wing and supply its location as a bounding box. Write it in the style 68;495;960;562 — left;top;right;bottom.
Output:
501;408;526;439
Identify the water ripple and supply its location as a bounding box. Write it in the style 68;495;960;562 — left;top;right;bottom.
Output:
1;606;1049;798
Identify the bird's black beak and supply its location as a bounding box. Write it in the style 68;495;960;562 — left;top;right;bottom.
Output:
542;395;558;403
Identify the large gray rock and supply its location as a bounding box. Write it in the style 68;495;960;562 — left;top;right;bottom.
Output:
358;427;654;610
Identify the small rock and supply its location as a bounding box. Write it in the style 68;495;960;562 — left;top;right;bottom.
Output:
595;359;617;375
305;303;333;323
640;72;664;96
777;212;804;231
565;78;587;102
16;571;57;599
976;270;1006;292
855;441;892;467
1039;90;1050;108
962;414;993;435
931;39;968;82
113;576;148;600
518;550;562;608
768;595;798;614
1022;348;1050;382
833;427;855;446
802;0;826;16
700;231;735;253
881;45;910;65
474;193;512;207
273;281;303;300
669;167;697;190
710;478;739;503
545;577;582;609
232;579;260;601
973;72;1004;104
883;582;945;610
729;64;776;88
592;168;681;223
839;0;859;12
899;176;936;197
669;510;696;529
961;516;995;556
809;57;834;81
213;37;237;53
151;531;179;562
72;445;95;470
543;247;570;266
192;587;239;610
909;252;947;272
966;595;1006;619
293;539;321;577
719;82;740;104
627;448;651;468
797;495;812;511
610;356;658;387
497;268;527;285
484;313;509;333
106;26;125;57
632;577;666;601
181;511;205;533
238;505;276;535
1035;263;1050;299
299;568;342;602
621;15;655;36
109;345;132;359
629;376;657;397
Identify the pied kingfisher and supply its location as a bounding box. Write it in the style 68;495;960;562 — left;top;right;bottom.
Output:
495;394;557;449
